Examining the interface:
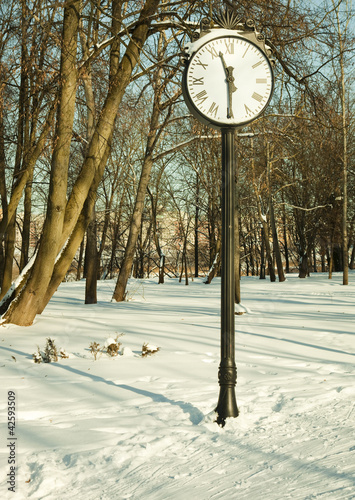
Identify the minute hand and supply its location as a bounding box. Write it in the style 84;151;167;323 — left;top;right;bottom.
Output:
219;52;237;119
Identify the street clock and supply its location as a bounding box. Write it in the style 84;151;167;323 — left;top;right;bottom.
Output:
182;16;274;129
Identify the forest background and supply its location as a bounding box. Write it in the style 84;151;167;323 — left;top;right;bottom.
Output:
0;0;354;326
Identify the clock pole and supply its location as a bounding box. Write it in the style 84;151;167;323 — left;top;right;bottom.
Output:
215;128;239;426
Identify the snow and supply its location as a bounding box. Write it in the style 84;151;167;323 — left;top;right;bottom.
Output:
0;272;354;500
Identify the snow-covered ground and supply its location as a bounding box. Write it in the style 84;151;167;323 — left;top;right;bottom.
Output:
1;273;354;500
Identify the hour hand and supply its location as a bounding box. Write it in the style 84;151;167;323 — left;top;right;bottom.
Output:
219;52;237;118
219;52;237;92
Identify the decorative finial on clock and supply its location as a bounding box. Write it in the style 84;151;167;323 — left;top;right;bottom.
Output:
213;8;242;30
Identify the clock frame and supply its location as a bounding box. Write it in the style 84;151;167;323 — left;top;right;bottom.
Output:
182;31;274;130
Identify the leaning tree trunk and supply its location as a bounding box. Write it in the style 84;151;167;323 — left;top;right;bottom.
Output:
1;0;161;324
112;33;166;302
112;153;155;301
1;0;80;325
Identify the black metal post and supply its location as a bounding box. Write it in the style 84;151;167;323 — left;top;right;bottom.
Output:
215;128;239;427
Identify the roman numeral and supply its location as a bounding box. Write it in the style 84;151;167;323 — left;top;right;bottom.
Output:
196;60;208;70
195;90;208;104
224;40;234;54
252;92;263;102
252;61;262;69
192;77;204;85
205;45;219;59
244;104;252;115
208;102;219;117
256;78;267;84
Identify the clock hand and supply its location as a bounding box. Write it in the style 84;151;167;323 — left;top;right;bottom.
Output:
219;52;237;119
219;52;228;73
219;52;237;91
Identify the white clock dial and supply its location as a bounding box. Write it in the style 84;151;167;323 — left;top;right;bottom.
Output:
184;35;274;128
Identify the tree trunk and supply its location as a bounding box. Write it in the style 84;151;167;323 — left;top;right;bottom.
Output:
159;253;165;284
85;215;98;304
1;0;161;324
112;30;167;302
76;238;85;280
0;216;16;300
328;243;333;279
2;0;80;325
112;154;154;301
184;252;189;286
148;187;165;284
269;194;285;282
299;251;309;279
312;247;317;273
205;239;221;284
260;226;266;279
37;147;109;313
267;143;285;282
282;201;290;274
20;179;32;271
0;105;56;247
349;239;355;270
0;4;29;296
250;138;275;282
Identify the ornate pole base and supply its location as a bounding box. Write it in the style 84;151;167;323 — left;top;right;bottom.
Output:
215;360;239;427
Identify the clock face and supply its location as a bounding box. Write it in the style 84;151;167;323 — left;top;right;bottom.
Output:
183;35;274;128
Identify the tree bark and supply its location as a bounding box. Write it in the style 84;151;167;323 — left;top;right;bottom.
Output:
2;0;81;325
85;214;98;304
